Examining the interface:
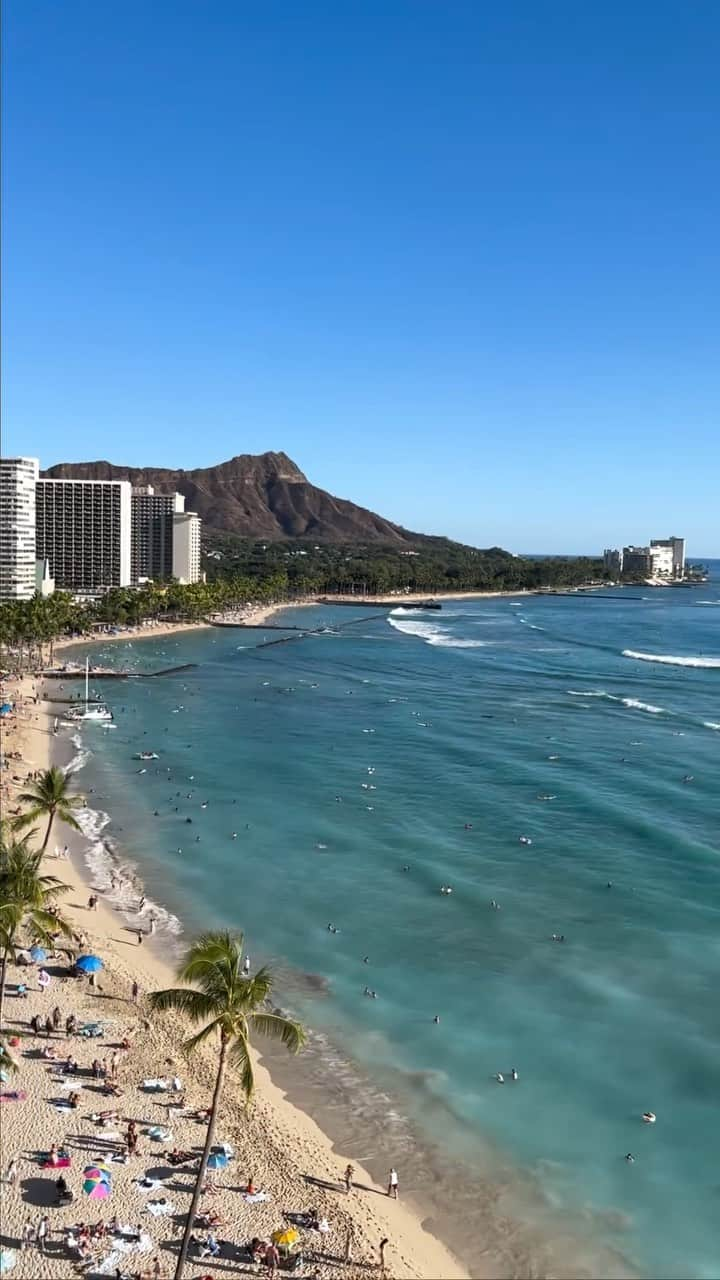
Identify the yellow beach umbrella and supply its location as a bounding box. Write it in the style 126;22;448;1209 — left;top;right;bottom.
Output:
271;1228;299;1247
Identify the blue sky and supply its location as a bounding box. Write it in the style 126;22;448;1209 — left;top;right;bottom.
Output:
3;1;718;554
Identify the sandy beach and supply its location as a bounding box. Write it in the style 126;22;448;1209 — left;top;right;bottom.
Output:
0;673;468;1280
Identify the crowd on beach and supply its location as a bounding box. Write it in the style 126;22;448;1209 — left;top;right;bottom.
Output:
0;668;463;1280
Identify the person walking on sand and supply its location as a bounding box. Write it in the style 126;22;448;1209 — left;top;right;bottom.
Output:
131;979;139;1003
110;1051;120;1079
137;929;143;945
36;1215;49;1252
379;1237;389;1274
387;1167;399;1199
5;1158;18;1186
344;1163;354;1193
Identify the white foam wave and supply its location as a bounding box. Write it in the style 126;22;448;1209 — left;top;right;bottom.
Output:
703;721;720;731
388;616;487;648
567;690;665;714
620;697;664;714
65;731;91;775
622;650;720;669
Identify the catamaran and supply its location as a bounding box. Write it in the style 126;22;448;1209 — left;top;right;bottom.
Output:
67;658;114;723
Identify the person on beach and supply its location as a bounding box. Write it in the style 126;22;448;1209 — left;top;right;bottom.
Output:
379;1237;389;1274
387;1167;399;1199
5;1158;18;1185
137;929;143;945
36;1215;49;1252
344;1163;354;1193
52;1005;61;1030
131;979;139;1003
21;1221;34;1250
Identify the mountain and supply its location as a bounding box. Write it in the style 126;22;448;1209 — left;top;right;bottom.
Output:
42;452;426;545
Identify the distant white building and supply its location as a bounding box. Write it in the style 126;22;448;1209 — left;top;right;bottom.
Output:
36;478;132;591
650;537;685;579
0;456;40;599
172;511;202;583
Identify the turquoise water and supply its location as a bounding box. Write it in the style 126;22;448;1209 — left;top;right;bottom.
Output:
65;572;720;1279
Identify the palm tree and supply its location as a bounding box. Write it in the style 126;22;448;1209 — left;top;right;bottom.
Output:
150;931;306;1280
13;765;83;853
0;1035;19;1077
0;823;72;1024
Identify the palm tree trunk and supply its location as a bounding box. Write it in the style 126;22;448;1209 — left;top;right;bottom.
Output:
173;1035;228;1280
41;811;55;854
0;933;17;1029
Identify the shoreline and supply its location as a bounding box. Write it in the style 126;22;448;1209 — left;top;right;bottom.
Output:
1;670;469;1280
49;586;567;658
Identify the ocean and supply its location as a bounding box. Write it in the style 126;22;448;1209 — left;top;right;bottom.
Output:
61;566;720;1280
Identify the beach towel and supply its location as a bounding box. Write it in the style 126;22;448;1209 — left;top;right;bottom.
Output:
142;1078;168;1091
243;1191;270;1203
94;1252;123;1276
147;1126;172;1141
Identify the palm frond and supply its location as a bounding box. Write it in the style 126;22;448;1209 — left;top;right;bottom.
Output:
148;986;221;1023
55;809;82;832
11;807;44;831
182;1016;223;1057
228;1034;255;1100
250;1011;306;1053
242;967;273;1005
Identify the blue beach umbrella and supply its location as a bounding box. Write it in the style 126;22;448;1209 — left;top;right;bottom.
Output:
0;704;13;716
75;954;104;974
29;946;47;963
206;1153;228;1171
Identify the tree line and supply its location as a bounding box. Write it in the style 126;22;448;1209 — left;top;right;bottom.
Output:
0;541;613;662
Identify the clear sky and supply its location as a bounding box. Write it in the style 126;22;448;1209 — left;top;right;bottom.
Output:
2;1;718;554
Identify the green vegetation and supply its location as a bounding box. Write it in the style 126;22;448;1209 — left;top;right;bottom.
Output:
0;821;71;1025
14;766;84;854
149;931;305;1280
0;539;610;662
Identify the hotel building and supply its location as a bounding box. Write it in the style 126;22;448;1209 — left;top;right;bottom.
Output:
171;511;202;584
36;478;132;592
0;456;40;599
131;486;186;582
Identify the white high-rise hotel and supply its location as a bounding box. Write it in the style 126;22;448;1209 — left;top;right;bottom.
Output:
0;457;40;599
0;457;202;598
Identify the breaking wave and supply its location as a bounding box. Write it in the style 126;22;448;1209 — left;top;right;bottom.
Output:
622;650;720;669
388;615;488;648
567;690;665;714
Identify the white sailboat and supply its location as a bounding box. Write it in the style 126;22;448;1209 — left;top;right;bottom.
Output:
68;658;113;723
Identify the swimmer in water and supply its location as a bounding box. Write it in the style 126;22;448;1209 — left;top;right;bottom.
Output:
232;833;237;839
625;1153;635;1163
433;1015;440;1024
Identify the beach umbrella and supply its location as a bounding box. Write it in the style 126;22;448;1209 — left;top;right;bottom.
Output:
29;946;47;963
75;954;103;974
83;1166;111;1198
0;703;13;715
0;1247;17;1273
271;1229;299;1248
206;1152;228;1171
